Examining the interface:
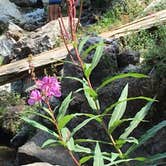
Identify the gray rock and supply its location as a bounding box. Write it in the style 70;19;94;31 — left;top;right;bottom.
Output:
12;17;78;60
0;0;23;21
62;36;119;97
117;49;140;68
17;130;77;166
0;22;24;65
121;64;142;73
0;19;9;35
21;162;58;166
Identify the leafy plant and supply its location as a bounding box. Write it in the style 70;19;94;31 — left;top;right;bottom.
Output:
22;2;166;166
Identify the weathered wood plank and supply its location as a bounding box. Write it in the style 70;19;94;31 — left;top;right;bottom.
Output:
0;45;72;85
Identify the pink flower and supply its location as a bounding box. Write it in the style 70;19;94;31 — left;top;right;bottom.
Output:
28;89;42;105
28;76;61;105
37;76;61;98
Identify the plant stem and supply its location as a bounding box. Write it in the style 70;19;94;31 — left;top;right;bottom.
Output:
94;101;130;166
45;100;62;138
45;100;80;166
101;120;123;156
68;149;81;166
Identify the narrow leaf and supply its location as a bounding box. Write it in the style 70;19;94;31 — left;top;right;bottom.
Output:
24;110;54;124
82;43;103;60
76;138;112;146
74;144;91;153
91;40;104;71
144;152;166;164
108;84;128;132
42;139;59;148
80;156;93;164
78;36;89;53
102;152;119;163
126;120;166;155
105;158;134;166
59;113;102;130
58;114;74;130
71;115;102;136
108;118;133;134
97;73;148;91
93;142;104;166
104;96;156;114
83;80;100;111
64;76;84;84
83;63;93;79
120;100;154;139
22;117;58;138
58;92;72;121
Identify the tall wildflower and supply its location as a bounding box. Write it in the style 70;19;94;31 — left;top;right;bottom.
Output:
28;76;61;105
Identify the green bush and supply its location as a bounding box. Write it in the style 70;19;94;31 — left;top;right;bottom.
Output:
124;25;166;78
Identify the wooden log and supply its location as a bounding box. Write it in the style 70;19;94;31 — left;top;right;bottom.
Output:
0;45;72;85
0;10;166;85
100;10;166;38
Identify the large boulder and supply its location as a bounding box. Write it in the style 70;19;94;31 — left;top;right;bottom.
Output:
0;0;23;22
17;130;77;166
61;35;166;164
0;22;24;65
11;17;78;60
62;36;119;96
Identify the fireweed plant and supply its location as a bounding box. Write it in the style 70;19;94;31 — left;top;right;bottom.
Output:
23;1;166;166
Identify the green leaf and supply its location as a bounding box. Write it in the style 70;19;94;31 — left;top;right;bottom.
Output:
78;36;89;54
24;110;54;124
76;138;112;146
82;43;103;60
105;158;134;166
58;114;75;130
22;117;59;138
43;107;54;119
64;76;84;84
83;80;100;111
71;115;102;137
83;63;92;79
67;137;75;151
126;120;166;155
108;119;133;134
74;144;91;153
83;40;104;78
61;127;71;142
120;100;154;140
57;92;72;122
103;152;119;163
80;156;93;164
59;113;102;130
116;137;138;149
137;153;166;165
108;84;128;132
93;142;104;166
91;40;104;72
104;96;156;115
42;139;59;148
61;127;76;151
97;73;148;91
